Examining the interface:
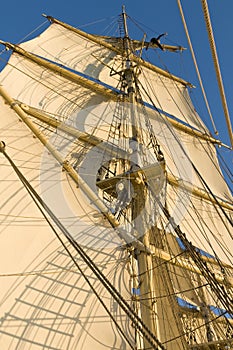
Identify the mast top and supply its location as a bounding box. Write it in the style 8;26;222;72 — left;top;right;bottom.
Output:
121;5;130;40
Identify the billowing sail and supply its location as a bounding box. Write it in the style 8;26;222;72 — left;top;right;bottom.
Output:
17;20;208;131
0;12;232;350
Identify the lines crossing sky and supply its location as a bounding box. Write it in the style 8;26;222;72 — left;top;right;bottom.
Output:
0;0;232;181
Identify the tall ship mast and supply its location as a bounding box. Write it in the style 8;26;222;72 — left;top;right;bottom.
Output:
0;5;232;350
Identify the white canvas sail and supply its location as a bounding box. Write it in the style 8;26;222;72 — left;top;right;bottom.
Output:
17;20;208;131
0;9;232;350
0;96;135;349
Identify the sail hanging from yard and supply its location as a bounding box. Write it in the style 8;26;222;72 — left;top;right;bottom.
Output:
0;13;232;350
14;20;208;131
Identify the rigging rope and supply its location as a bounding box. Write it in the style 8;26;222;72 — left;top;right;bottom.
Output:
154;200;233;318
217;148;233;185
200;0;233;148
0;143;166;350
137;75;233;230
17;20;48;45
177;0;218;135
0;145;136;350
125;67;233;340
0;11;231;348
163;309;232;346
176;0;218;135
119;78;233;316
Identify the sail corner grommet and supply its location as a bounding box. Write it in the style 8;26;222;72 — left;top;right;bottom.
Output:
0;141;6;152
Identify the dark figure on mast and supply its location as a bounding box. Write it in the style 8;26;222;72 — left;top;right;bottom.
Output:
146;33;167;50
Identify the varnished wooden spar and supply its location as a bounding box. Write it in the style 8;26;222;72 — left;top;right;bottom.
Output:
0;8;232;350
43;14;193;87
149;244;233;287
20;100;230;148
19;103;127;159
1;41;229;150
120;6;159;348
0;85;119;228
18;102;233;211
0;41;120;101
0;86;155;254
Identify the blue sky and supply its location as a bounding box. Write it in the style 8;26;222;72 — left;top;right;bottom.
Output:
0;0;232;181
